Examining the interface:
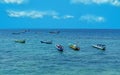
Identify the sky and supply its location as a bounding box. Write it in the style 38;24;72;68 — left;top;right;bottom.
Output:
0;0;120;29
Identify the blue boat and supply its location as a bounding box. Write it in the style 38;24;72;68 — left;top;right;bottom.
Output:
49;31;60;34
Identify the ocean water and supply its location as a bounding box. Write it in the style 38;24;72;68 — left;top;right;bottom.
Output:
0;29;120;75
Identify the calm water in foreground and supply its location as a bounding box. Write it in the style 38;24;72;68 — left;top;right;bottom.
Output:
0;29;120;75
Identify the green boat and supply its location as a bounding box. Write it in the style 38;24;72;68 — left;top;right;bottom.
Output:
15;40;26;43
40;40;52;44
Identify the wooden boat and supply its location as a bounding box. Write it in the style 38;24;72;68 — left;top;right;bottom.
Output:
92;44;106;50
40;41;52;44
69;44;80;51
56;44;63;51
15;40;26;43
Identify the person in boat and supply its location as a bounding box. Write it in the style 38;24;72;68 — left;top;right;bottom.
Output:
97;44;105;46
57;45;62;49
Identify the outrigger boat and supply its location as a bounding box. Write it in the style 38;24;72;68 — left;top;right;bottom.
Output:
92;44;106;50
69;44;80;51
56;44;63;51
40;40;52;44
14;40;26;44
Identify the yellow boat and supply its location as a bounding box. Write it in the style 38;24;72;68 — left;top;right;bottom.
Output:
69;44;80;50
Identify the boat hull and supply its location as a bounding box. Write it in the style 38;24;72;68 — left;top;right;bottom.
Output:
40;41;52;44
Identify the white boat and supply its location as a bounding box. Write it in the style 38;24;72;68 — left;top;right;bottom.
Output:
55;44;63;52
92;44;106;50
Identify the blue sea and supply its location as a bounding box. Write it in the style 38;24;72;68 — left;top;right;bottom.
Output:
0;29;120;75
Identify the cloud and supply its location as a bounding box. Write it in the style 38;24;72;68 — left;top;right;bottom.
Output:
52;15;61;19
63;15;74;19
7;10;58;19
0;0;26;4
52;15;74;20
71;0;120;6
80;15;105;23
7;10;105;22
7;10;75;20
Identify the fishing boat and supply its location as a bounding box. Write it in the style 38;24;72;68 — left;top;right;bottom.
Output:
40;40;52;44
49;31;60;34
56;44;63;51
69;44;80;51
92;44;106;50
12;32;21;35
14;40;26;43
12;30;28;35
